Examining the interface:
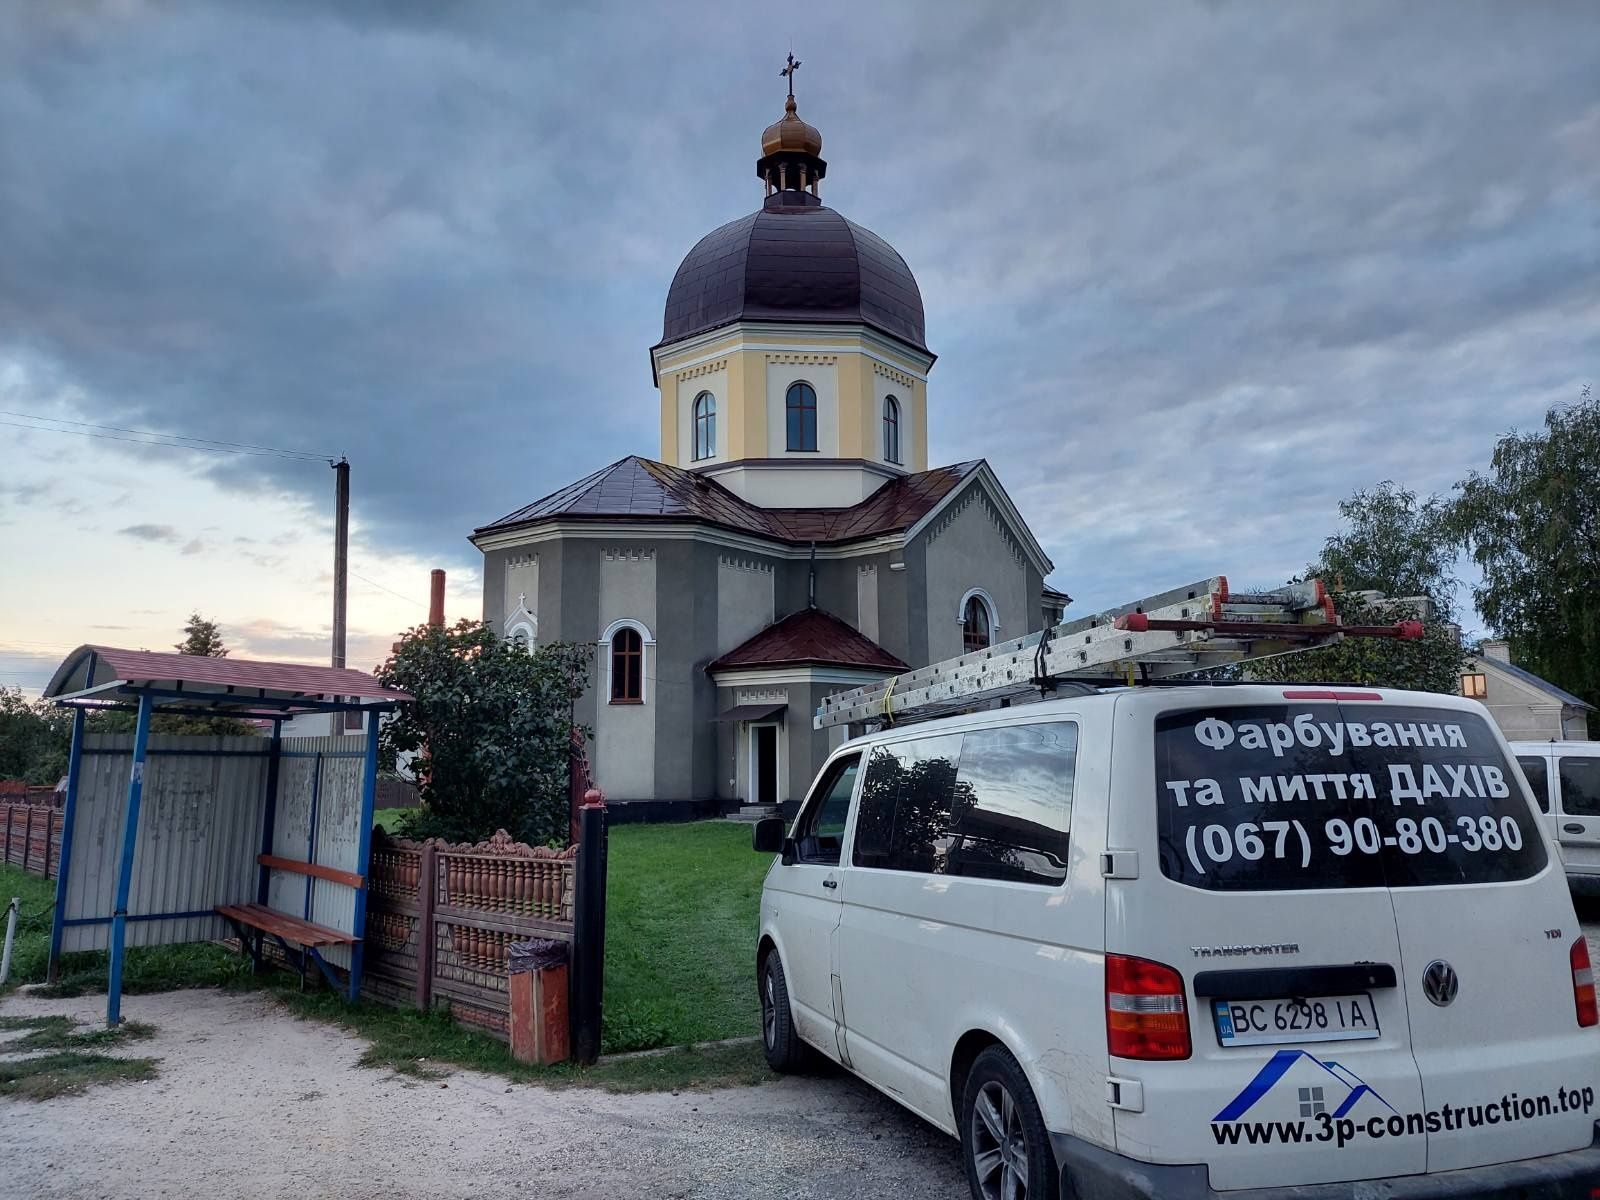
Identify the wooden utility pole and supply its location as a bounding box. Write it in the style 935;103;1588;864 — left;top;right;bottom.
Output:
332;457;349;669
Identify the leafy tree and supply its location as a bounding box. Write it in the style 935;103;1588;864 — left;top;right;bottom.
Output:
0;687;73;784
1448;385;1600;709
376;619;592;847
175;612;229;657
1308;481;1457;620
1233;481;1469;693
1244;591;1467;695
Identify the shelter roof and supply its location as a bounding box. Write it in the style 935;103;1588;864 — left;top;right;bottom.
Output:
473;455;982;547
44;645;411;716
707;608;908;674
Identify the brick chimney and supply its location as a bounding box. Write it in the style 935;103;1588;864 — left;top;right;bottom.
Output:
1481;639;1511;664
428;569;446;627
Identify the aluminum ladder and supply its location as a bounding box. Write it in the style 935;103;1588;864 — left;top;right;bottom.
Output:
813;575;1423;732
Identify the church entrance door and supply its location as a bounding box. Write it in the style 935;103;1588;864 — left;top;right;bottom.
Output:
751;723;779;807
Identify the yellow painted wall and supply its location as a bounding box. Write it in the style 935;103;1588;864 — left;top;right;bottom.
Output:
656;326;932;470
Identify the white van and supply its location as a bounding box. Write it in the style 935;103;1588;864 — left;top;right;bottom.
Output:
752;685;1600;1199
1511;740;1600;895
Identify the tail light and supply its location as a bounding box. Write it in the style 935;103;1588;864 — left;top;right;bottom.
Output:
1107;954;1192;1059
1572;939;1597;1027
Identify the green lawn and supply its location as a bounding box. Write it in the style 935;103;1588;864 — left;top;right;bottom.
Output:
373;807;415;834
603;820;770;1050
0;820;772;1087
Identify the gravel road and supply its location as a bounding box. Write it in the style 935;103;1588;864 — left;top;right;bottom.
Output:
9;904;1600;1199
0;989;964;1200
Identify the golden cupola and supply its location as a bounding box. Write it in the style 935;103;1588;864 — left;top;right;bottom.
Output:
757;54;827;199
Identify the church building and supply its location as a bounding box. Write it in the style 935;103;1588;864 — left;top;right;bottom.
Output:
471;76;1067;817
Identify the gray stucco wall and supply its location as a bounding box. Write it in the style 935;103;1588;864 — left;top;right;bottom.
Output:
915;479;1038;662
472;471;1049;809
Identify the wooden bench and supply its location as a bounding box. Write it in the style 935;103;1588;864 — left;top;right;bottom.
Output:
217;855;365;996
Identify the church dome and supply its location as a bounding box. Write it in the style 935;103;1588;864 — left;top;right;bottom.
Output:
658;202;928;353
761;95;823;156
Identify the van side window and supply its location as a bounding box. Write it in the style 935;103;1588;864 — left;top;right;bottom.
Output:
1518;756;1550;814
851;723;1077;885
949;724;1076;884
854;734;962;871
1559;757;1600;818
792;754;860;866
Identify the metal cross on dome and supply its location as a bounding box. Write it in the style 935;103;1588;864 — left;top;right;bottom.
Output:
781;52;801;98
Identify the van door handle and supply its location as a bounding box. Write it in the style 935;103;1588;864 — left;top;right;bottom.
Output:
822;878;838;890
1564;823;1584;834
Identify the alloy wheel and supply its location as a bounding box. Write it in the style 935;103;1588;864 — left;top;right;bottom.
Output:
762;969;777;1049
970;1079;1030;1200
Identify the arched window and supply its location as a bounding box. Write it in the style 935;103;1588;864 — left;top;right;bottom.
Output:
692;391;716;460
883;395;901;464
609;627;643;703
962;594;993;653
785;381;817;452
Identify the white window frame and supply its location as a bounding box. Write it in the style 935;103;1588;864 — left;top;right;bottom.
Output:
956;587;1001;636
692;390;717;461
600;618;655;704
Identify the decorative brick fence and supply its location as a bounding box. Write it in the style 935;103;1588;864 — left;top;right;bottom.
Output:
362;828;578;1041
1;803;65;879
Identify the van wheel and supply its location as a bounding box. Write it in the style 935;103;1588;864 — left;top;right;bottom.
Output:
759;952;811;1072
960;1046;1055;1200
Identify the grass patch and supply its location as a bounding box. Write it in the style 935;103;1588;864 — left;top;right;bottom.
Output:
0;864;60;993
0;863;255;998
373;807;416;834
603;821;769;1050
264;982;772;1092
0;820;774;1090
0;1015;156;1052
0;1051;159;1100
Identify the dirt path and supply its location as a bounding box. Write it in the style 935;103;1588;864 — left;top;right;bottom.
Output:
0;989;963;1199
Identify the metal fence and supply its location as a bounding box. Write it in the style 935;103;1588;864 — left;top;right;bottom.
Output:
362;829;577;1041
1;804;64;878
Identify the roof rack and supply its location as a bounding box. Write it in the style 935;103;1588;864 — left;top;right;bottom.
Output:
813;575;1422;731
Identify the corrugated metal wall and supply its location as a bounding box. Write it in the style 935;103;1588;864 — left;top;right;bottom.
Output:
268;736;366;971
60;732;369;962
61;734;270;953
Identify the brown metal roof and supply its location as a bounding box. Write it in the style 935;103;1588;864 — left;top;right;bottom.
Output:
474;456;980;547
44;645;411;712
707;608;908;674
656;199;929;356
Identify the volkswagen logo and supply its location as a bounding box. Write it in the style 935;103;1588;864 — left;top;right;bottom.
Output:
1422;959;1459;1007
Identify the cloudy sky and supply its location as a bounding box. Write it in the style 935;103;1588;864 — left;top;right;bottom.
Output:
2;1;1596;694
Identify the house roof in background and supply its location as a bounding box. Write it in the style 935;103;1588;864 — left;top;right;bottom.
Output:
473;455;982;547
707;608;908;673
1477;654;1594;710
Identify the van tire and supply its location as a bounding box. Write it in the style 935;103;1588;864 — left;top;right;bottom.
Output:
759;952;811;1073
959;1046;1055;1200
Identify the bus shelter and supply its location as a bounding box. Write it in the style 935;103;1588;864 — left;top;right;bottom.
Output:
42;645;412;1024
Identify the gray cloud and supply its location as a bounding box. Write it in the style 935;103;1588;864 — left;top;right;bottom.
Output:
1;2;1596;616
117;523;182;544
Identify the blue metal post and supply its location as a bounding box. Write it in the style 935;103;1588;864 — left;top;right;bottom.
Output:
106;692;153;1025
47;707;86;983
348;714;380;1001
257;721;282;906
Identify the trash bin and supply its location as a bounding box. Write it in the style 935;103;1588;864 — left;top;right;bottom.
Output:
508;938;570;1065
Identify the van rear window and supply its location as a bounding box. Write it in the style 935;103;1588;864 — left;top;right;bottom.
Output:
1154;704;1547;891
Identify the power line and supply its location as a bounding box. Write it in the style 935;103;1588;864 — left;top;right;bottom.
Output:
351;570;422;608
0;411;334;463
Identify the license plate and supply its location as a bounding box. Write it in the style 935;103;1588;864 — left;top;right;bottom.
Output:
1213;995;1380;1047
